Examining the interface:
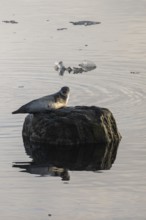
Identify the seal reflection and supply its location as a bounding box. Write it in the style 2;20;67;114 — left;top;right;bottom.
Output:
12;162;70;181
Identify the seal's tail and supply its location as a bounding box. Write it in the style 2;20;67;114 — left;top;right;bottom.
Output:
12;106;28;114
12;110;20;114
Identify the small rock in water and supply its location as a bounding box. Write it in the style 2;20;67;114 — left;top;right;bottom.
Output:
70;20;101;26
72;67;84;74
130;71;140;74
2;20;18;24
54;60;96;76
78;60;96;72
66;67;72;73
57;28;68;31
54;61;66;76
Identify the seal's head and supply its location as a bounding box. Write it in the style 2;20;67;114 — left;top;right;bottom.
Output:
60;86;70;97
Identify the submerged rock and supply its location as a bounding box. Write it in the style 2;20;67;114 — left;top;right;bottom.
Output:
22;106;121;170
54;60;97;76
2;20;18;24
57;28;68;31
70;21;101;26
78;60;96;72
54;61;66;76
72;67;84;74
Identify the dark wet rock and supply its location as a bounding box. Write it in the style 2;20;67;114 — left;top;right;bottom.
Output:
66;67;72;73
22;106;121;170
2;20;18;24
72;67;84;74
70;21;101;26
57;28;68;31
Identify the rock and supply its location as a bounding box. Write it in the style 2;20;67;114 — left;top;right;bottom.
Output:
70;21;101;26
78;60;97;72
57;28;68;31
72;67;84;74
22;106;121;170
2;20;18;24
54;61;66;76
130;71;140;74
54;60;97;76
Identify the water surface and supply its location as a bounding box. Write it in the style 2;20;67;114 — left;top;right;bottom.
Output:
0;0;146;219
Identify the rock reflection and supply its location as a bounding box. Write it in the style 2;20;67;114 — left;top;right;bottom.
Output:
23;141;120;171
13;140;120;181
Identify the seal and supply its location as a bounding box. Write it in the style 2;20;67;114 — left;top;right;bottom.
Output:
12;86;70;114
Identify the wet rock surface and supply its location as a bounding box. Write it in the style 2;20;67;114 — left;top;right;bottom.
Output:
22;106;121;170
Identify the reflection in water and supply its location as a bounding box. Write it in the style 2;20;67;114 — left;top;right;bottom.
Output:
13;135;120;181
13;162;70;181
23;138;120;171
13;138;120;181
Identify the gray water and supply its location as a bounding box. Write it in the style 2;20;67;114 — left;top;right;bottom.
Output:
0;0;146;219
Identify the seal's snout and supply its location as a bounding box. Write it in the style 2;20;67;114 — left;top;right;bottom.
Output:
61;86;70;96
